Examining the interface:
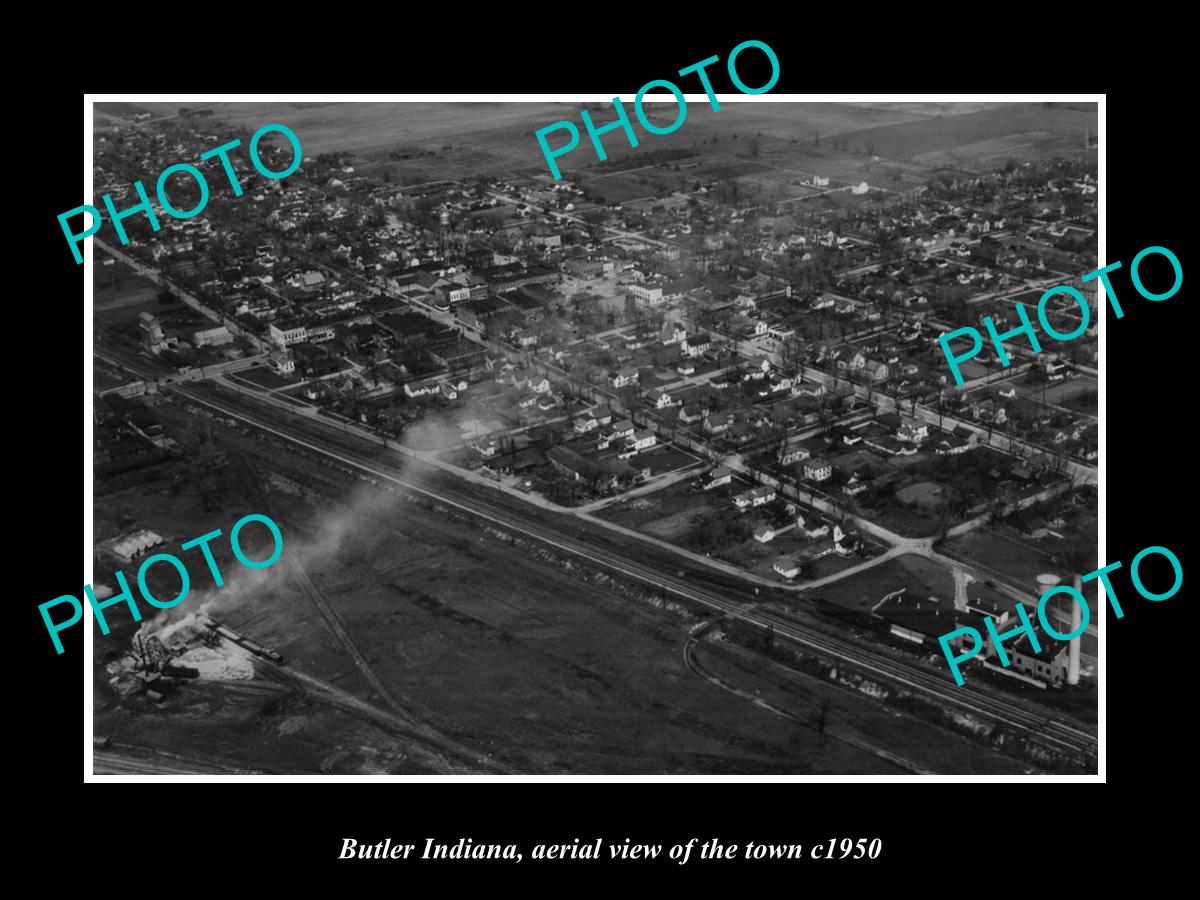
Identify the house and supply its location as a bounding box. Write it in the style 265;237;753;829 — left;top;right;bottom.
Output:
703;466;732;490
754;524;777;543
596;419;637;451
750;485;776;506
780;437;811;465
573;413;599;433
704;411;733;434
773;556;801;579
627;430;657;452
646;388;674;409
934;426;978;456
796;515;830;539
514;330;539;348
682;335;712;358
864;360;889;382
804;458;833;482
768;324;796;340
733;490;756;511
609;367;639;388
660;321;687;345
833;524;861;557
269;351;295;374
748;355;773;379
678;403;704;424
843;475;868;497
299;270;326;290
897;421;929;444
837;427;863;446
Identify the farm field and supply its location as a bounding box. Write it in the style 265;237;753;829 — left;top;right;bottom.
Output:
138;100;577;183
838;103;1097;167
128;101;1095;201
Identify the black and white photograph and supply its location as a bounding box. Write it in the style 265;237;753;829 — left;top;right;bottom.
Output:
78;95;1107;778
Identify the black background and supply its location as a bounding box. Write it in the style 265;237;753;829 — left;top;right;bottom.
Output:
19;22;1191;888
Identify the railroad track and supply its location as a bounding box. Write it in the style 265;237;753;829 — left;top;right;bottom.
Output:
170;384;1097;762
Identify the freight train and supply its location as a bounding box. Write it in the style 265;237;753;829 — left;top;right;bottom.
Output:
203;618;285;665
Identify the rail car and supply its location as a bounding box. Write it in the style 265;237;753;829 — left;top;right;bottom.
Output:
203;619;286;665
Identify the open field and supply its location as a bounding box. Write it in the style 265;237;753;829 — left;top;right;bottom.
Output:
94;406;942;773
693;635;1032;774
138;100;575;183
817;553;1014;616
838;103;1097;167
129;101;1096;195
1012;372;1098;411
942;522;1097;587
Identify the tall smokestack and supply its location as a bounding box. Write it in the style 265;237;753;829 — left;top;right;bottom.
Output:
1068;573;1083;685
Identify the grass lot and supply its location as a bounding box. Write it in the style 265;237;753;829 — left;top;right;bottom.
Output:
817;554;1014;616
599;474;739;535
942;522;1097;587
230;365;293;390
856;445;1015;538
638;444;702;476
1013;372;1097;413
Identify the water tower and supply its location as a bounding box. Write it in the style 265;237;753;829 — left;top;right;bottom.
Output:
1036;572;1080;686
438;209;451;259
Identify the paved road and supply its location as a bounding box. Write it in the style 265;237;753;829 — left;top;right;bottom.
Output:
94;238;271;353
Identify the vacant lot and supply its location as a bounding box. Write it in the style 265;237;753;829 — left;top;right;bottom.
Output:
818;554;1014;617
943;523;1096;587
1013;372;1098;412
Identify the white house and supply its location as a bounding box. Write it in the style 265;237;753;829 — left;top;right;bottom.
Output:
754;524;776;543
610;368;639;388
774;556;801;578
796;515;830;539
627;430;657;452
661;321;687;345
804;458;833;482
647;388;674;409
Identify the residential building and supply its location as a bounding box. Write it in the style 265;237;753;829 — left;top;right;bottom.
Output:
804;458;833;482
